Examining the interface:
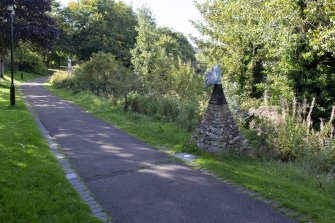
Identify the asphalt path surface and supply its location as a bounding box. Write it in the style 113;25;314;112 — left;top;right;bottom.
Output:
21;77;296;223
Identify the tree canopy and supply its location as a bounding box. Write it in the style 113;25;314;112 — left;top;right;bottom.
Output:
131;7;197;94
55;0;138;65
0;0;58;52
195;0;335;119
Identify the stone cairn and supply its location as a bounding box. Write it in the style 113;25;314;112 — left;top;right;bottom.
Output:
196;84;250;155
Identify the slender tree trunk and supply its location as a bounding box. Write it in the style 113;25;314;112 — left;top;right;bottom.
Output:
0;52;4;78
124;93;129;112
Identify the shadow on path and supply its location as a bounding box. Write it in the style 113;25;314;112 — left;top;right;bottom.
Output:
20;77;296;223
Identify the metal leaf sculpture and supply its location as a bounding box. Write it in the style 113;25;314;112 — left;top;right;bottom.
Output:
205;64;221;88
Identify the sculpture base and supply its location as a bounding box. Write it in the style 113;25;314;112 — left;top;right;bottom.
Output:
195;84;250;155
209;84;227;105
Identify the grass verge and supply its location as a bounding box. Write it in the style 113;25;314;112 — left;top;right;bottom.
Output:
46;84;335;223
0;73;101;223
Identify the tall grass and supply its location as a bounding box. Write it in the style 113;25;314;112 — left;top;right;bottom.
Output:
128;93;200;132
245;96;335;175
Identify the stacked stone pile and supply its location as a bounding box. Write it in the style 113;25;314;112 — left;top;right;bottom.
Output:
196;84;250;154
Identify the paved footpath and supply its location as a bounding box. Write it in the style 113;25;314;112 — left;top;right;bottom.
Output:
21;77;296;223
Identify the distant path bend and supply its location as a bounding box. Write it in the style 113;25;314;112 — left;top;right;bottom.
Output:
20;77;296;223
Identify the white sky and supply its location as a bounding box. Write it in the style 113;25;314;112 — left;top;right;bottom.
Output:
58;0;204;39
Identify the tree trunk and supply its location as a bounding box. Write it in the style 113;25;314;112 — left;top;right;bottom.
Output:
124;93;129;112
0;52;4;78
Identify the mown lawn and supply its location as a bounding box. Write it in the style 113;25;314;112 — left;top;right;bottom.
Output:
46;84;335;223
0;73;101;223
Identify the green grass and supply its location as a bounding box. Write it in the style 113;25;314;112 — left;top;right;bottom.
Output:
46;84;335;223
0;73;101;223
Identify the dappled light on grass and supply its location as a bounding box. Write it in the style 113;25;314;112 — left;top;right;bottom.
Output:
0;74;101;223
8;160;28;169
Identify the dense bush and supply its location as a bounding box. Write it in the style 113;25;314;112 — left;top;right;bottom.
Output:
14;44;48;75
75;52;136;99
49;70;75;89
50;52;136;101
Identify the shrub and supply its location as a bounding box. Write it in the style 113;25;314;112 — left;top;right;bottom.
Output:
76;52;137;99
49;52;139;107
49;70;75;89
14;43;48;75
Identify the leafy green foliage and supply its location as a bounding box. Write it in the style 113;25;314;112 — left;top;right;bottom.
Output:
0;0;58;52
14;42;48;75
131;8;198;96
49;70;75;89
78;52;136;98
158;27;195;62
54;0;137;65
195;0;335;120
131;8;173;93
195;0;296;102
50;52;136;101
